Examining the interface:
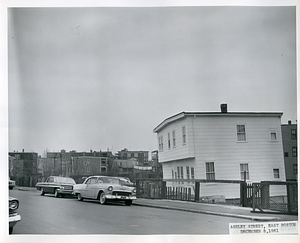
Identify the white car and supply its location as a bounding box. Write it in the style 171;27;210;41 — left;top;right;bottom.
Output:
73;176;136;206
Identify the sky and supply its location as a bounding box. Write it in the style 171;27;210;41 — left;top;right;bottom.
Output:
6;5;297;157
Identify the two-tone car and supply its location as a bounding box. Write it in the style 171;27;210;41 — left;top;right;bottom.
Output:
9;197;21;234
73;176;136;206
35;176;76;198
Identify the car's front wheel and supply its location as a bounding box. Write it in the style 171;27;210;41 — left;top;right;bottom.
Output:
99;192;107;205
54;189;60;198
40;189;45;196
125;200;132;206
77;193;83;201
9;227;13;234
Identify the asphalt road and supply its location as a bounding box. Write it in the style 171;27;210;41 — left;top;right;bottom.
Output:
9;189;252;235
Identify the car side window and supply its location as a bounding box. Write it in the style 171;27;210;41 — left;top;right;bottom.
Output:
87;178;97;184
97;179;103;184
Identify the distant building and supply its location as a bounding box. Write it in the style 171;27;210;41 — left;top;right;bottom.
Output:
115;148;149;165
9;149;38;187
281;121;297;181
153;104;286;198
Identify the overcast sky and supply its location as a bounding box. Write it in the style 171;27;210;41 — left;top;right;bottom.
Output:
7;6;296;156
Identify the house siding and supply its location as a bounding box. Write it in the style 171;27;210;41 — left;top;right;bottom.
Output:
155;112;286;198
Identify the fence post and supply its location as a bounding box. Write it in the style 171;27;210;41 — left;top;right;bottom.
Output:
161;181;167;199
195;181;200;202
286;184;291;214
261;181;270;209
240;181;247;207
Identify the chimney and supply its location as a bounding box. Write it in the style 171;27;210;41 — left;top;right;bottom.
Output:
220;104;227;113
288;120;292;125
22;149;24;153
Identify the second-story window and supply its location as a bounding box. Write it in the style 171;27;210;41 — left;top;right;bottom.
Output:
237;125;246;141
291;129;297;139
182;126;186;145
292;147;297;157
168;133;171;149
172;130;176;147
269;129;278;141
159;136;163;151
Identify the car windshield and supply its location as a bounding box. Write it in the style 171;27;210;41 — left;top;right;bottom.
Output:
56;177;75;184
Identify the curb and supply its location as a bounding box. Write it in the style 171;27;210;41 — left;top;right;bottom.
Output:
132;202;279;221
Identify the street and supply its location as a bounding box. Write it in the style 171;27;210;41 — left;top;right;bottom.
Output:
8;189;253;235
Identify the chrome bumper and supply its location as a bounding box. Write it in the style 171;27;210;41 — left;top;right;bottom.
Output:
9;213;21;227
106;195;136;200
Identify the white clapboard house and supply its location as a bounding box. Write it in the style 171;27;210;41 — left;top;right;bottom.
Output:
153;104;286;199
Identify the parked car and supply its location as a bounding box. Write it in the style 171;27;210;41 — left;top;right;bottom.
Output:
9;197;21;234
9;178;16;190
73;176;137;206
35;176;76;198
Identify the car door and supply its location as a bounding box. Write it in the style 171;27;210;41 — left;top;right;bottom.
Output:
43;177;54;193
85;177;98;199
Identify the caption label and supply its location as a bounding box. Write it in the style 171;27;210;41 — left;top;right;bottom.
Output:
229;221;298;235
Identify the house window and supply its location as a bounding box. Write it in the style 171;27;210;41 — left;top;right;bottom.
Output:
180;166;184;180
273;169;280;179
237;125;246;141
205;162;215;180
269;129;278;141
284;152;289;157
291;129;297;139
159;136;163;151
240;163;249;180
172;170;174;179
191;167;195;179
293;164;297;175
182;126;186;145
186;166;190;180
168;133;171;149
292;147;297;157
177;166;180;179
172;130;176;147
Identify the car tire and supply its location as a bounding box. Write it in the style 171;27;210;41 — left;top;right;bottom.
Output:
9;227;13;234
125;200;132;206
40;189;45;196
99;192;107;205
77;193;83;201
9;186;13;190
54;189;60;198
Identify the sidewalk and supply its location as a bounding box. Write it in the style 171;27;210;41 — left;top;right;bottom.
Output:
133;198;298;222
15;187;298;222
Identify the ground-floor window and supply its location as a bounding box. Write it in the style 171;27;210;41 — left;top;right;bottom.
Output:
205;162;215;180
240;163;249;180
273;168;280;179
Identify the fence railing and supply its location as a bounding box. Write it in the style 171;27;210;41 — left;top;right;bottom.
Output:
135;178;244;205
252;181;298;215
135;179;298;215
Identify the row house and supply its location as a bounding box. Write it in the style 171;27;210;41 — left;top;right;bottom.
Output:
115;148;149;165
9;150;38;187
153;104;286;198
281;121;298;181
